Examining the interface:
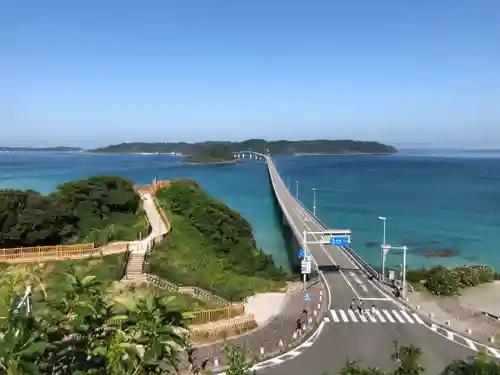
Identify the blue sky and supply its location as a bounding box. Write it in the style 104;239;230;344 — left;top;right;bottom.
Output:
3;0;500;148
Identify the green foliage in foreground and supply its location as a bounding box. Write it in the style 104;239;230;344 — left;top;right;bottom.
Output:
0;176;148;247
147;179;289;301
406;265;496;296
0;272;189;375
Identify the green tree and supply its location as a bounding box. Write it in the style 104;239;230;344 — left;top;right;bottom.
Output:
225;344;254;375
391;341;424;375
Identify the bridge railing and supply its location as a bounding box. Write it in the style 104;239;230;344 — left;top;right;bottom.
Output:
267;158;380;280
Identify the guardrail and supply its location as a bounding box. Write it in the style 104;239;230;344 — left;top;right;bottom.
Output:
267;158;380;280
0;243;98;262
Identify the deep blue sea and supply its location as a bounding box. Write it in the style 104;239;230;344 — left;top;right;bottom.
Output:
1;149;499;272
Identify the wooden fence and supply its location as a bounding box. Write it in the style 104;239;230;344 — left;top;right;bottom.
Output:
0;243;97;262
188;304;245;325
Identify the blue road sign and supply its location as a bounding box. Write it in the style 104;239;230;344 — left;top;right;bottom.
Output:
297;248;305;259
330;236;349;246
304;294;313;301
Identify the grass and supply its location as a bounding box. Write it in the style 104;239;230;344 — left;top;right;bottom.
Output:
0;253;215;321
109;282;217;311
147;212;287;302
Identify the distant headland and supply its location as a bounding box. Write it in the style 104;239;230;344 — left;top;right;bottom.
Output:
0;146;83;152
90;139;398;156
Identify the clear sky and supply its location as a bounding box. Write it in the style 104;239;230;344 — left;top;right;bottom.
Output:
3;0;500;148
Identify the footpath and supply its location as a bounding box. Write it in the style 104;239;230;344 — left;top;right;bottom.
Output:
132;192;328;372
184;281;327;373
407;283;500;347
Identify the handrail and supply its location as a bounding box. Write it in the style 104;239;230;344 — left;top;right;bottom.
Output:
266;158;379;280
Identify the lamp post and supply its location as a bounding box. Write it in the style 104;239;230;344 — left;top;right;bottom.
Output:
378;216;387;280
295;181;299;200
312;188;316;216
381;244;408;299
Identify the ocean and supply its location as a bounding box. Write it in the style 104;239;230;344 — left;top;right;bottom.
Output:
1;149;499;272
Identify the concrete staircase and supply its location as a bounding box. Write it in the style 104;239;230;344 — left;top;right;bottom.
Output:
123;250;147;281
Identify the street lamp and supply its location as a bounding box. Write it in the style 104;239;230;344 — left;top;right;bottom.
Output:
312;188;316;216
295;181;299;200
381;244;408;300
378;216;387;280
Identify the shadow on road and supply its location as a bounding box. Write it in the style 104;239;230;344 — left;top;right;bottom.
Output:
318;265;360;273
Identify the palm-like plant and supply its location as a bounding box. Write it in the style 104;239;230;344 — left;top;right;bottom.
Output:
391;341;424;375
0;313;50;375
114;294;189;374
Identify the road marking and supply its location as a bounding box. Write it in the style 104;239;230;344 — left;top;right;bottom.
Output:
330;310;340;322
411;313;424;324
383;309;396;323
339;310;349;322
271;358;284;364
447;331;454;340
360;297;392;301
288;350;301;356
431;324;438;331
374;309;386;323
348;309;358;322
392;310;406;323
365;311;377;322
356;311;368;322
464;338;477;351
361;285;368;292
488;347;500;358
324;316;331;323
400;310;415;324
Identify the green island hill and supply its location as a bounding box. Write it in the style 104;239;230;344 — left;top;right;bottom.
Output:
90;138;398;156
0;176;149;247
184;143;237;164
145;178;290;301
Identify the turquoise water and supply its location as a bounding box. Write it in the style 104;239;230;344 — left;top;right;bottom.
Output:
1;150;499;271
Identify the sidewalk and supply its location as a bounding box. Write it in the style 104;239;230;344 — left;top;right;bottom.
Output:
406;283;500;347
183;281;327;373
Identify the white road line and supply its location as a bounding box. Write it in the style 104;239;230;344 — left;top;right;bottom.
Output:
365;311;377;322
330;310;340;322
411;313;424;324
464;338;477;351
383;309;396;323
348;309;358;322
447;331;454;340
360;297;391;301
400;310;415;324
339;310;349;322
488;347;500;358
431;324;438;331
288;350;301;356
356;311;368;323
271;358;284;364
392;310;406;323
374;309;386;323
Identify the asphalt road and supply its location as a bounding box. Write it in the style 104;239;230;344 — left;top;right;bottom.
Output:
265;158;478;374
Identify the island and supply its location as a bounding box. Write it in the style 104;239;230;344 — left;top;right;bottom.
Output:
0;146;83;152
90;139;398;156
184;143;236;164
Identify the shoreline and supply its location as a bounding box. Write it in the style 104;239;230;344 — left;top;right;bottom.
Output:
184;160;239;165
292;152;397;156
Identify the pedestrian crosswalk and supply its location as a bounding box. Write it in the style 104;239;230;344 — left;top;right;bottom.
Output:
330;308;424;324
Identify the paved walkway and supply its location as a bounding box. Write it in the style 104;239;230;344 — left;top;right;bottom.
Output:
183;281;327;373
407;283;500;347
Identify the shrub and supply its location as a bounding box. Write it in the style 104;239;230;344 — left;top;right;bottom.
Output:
424;268;459;296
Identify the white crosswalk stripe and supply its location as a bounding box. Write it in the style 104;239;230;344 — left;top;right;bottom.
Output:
329;309;424;324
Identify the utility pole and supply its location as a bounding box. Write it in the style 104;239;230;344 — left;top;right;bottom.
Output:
296;181;299;200
378;216;387;280
312;188;316;216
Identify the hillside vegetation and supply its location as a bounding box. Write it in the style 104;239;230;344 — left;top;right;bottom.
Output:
91;139;397;155
146;179;289;300
0;176;148;247
185;143;235;163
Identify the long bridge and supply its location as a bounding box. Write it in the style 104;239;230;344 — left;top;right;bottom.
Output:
233;151;489;375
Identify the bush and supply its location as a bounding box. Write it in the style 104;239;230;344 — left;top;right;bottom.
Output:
147;179;289;301
421;264;496;296
424;267;459;296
